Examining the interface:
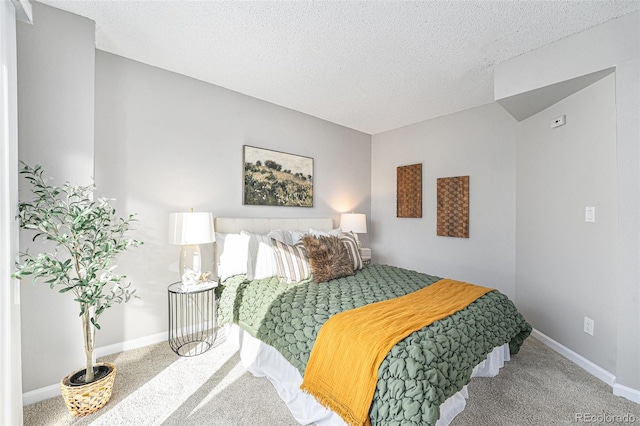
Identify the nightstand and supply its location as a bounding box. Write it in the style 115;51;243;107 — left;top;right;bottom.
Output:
359;247;372;265
168;281;218;357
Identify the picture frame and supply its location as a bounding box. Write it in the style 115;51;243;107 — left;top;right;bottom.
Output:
396;163;422;218
243;145;314;207
436;175;469;238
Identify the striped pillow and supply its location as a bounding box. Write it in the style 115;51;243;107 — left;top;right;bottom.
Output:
341;232;363;271
271;238;312;284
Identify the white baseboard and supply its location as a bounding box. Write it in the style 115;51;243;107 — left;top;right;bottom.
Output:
22;331;168;406
531;328;616;386
22;383;60;407
614;383;640;404
531;328;640;405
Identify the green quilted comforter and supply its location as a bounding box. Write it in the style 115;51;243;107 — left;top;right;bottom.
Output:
217;264;531;425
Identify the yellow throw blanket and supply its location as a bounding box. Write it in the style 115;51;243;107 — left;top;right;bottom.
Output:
300;278;493;426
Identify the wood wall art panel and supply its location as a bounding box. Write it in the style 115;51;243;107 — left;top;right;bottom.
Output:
397;164;422;218
437;176;469;238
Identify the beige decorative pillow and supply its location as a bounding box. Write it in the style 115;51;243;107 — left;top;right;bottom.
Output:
302;235;354;283
271;238;312;284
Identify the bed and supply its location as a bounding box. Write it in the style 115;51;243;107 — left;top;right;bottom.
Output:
214;217;531;426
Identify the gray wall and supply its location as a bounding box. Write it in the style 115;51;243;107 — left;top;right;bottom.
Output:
17;4;371;394
92;54;371;352
17;2;95;392
496;10;639;391
371;103;518;298
371;15;637;389
614;57;640;393
517;74;618;372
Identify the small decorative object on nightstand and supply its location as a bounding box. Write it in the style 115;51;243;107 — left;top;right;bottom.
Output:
168;280;218;357
359;247;372;265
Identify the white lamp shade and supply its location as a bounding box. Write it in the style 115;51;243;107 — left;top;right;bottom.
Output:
340;213;367;234
168;212;215;245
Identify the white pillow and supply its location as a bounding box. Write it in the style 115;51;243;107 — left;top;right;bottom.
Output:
289;230;307;244
268;229;307;245
267;229;293;245
216;232;250;281
309;227;342;238
242;231;279;280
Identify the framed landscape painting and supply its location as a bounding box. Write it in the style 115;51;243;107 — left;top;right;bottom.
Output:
243;145;314;207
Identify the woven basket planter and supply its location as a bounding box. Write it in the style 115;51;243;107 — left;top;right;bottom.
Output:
60;362;116;417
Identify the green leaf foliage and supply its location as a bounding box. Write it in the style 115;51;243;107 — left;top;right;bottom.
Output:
12;162;143;332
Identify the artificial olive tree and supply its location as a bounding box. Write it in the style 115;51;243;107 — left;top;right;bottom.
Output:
13;163;142;383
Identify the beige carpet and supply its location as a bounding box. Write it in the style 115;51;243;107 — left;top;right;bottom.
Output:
453;337;640;425
24;332;640;426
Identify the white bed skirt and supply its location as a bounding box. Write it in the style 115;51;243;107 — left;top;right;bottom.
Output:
231;324;510;426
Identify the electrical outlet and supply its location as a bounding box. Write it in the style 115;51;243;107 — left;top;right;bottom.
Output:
584;317;594;336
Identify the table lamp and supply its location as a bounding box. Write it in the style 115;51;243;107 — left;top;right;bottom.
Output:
168;210;215;284
340;213;367;247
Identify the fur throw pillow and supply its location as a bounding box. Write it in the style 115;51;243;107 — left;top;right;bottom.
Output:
301;235;354;283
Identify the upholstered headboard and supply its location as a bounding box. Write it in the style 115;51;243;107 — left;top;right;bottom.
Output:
214;217;334;234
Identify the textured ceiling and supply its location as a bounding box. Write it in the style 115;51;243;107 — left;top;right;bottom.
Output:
38;0;640;134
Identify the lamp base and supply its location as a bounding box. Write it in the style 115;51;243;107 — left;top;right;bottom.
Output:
179;245;202;284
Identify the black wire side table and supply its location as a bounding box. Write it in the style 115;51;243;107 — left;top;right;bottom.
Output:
168;281;218;357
